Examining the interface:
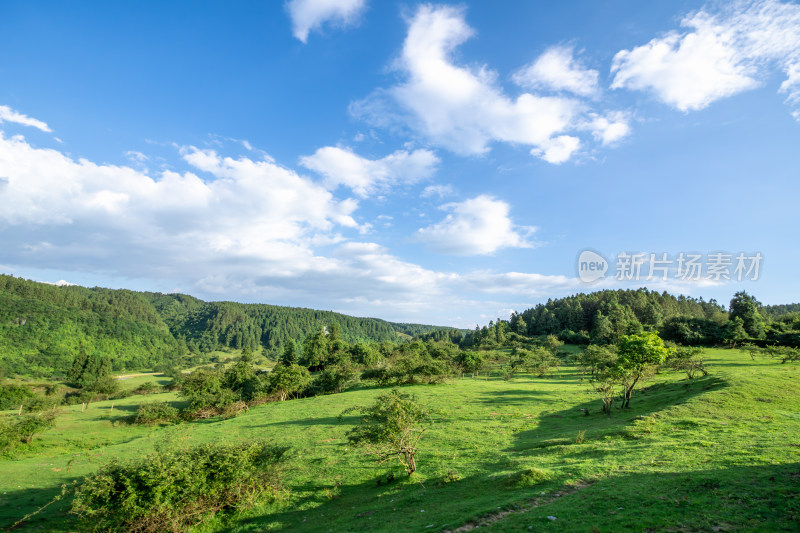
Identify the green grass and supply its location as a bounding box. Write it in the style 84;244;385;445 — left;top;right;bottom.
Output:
2;348;798;531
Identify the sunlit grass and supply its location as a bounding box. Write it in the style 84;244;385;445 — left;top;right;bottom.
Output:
1;347;798;531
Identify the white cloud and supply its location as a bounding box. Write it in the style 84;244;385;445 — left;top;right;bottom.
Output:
530;135;581;164
416;195;534;255
352;5;583;161
611;0;800;116
513;45;600;97
0;124;582;325
581;111;631;146
421;184;454;198
0;105;52;132
286;0;366;43
299;146;439;197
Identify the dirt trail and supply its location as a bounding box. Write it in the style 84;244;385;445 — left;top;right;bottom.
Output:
114;373;159;380
442;480;593;532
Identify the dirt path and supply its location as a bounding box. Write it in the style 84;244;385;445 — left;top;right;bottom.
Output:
113;372;158;380
442;480;593;532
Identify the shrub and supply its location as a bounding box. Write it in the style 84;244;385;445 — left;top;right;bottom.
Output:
133;402;180;425
310;364;359;395
132;381;163;395
0;384;36;410
668;346;709;379
342;389;431;475
180;368;238;410
71;440;288;532
4;409;59;448
506;467;552;488
267;364;311;401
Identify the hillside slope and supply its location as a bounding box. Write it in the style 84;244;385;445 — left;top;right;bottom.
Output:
0;275;451;376
2;347;797;531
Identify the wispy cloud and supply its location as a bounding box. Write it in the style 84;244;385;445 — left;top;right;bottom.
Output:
299;146;439;197
286;0;366;43
611;0;800;117
513;45;600;97
0;105;52;132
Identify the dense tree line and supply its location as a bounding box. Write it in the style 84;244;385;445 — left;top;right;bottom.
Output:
461;289;799;349
0;275;451;377
0;275;183;376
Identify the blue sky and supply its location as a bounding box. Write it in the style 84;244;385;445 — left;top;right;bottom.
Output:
1;0;799;327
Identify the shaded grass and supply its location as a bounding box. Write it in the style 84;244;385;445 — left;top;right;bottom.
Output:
1;348;798;532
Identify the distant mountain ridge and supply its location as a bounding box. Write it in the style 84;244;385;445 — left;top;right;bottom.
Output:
0;274;453;376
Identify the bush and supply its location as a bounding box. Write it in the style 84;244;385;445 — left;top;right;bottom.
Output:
342;389;431;475
132;381;163;395
71;440;288;532
1;409;59;452
0;384;36;410
668;346;709;379
506;467;552;488
133;402;180;425
310;364;359;395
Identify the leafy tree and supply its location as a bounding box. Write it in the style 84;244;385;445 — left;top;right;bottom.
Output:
0;384;36;410
729;291;766;339
68;351;114;390
180;369;238;410
724;317;749;348
14;410;58;444
301;327;328;369
577;344;616;377
310;363;359;395
591;311;613;344
455;350;485;377
342;389;431;475
279;340;298;366
616;332;671;408
592;363;623;414
668;346;708;379
267;363;311;401
350;342;380;367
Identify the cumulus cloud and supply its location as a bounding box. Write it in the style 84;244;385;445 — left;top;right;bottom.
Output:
581;111;631;146
530;135;581;164
0;105;52;132
299;146;439;197
352;5;584;161
416;195;534;255
611;0;800;116
513;45;600;97
286;0;366;43
0;123;588;325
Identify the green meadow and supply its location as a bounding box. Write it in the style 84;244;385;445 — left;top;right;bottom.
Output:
2;347;798;532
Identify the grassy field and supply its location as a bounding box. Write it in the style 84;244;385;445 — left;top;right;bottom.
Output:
1;347;798;531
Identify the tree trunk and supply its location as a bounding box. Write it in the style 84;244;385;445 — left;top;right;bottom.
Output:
404;451;416;474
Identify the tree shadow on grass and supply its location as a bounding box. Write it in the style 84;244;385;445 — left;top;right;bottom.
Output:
509;375;728;455
216;456;799;533
477;388;550;406
253;414;361;429
0;477;81;532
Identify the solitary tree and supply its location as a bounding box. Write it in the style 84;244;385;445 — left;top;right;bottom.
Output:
616;332;671;408
342;389;431;475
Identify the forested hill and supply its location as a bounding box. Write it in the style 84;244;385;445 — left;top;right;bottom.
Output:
141;292;444;354
0;275;449;377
